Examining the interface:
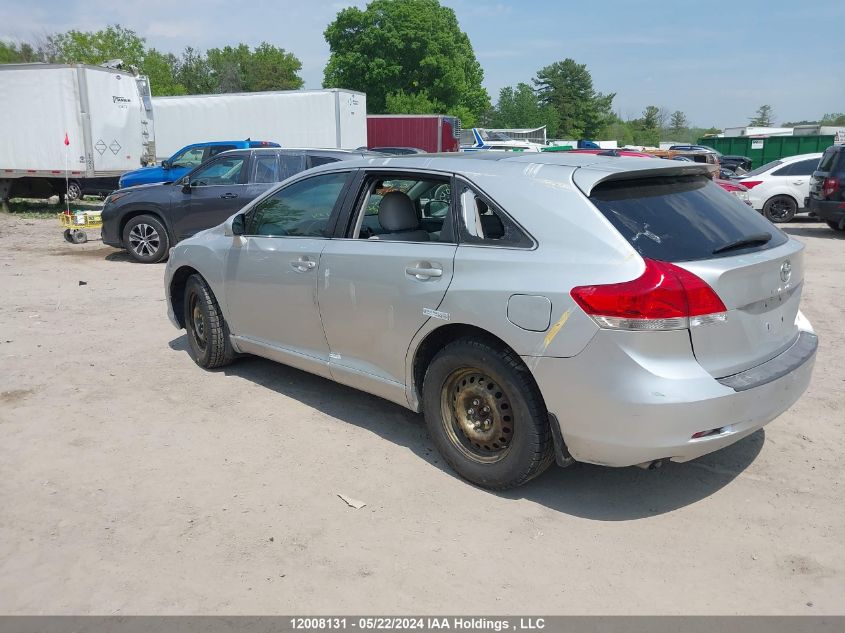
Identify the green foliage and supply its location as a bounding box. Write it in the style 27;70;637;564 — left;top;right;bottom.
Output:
2;25;303;97
669;110;688;136
323;0;490;119
207;42;303;93
0;40;39;63
489;83;558;137
385;89;442;114
533;58;615;138
750;104;774;126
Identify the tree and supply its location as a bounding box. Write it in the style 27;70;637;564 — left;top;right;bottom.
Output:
490;83;558;137
640;105;660;130
750;104;775;126
243;42;303;92
0;40;39;63
176;47;216;94
533;58;615;139
143;49;185;96
323;0;490;120
669;110;688;135
52;24;146;67
821;112;845;126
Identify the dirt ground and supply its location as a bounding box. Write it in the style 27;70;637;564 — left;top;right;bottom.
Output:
0;212;843;615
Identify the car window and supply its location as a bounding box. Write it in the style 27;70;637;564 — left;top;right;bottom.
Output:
457;183;533;248
589;175;789;262
246;172;349;237
309;155;341;168
792;158;820;176
279;154;307;180
350;175;454;242
771;163;793;176
817;149;838;173
253;155;279;184
171;147;205;169
189;157;245;187
745;160;783;177
207;145;238;159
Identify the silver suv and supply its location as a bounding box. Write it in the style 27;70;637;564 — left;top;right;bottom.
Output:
164;153;817;489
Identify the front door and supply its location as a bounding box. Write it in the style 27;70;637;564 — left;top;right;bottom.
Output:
317;171;458;388
171;154;250;240
223;170;354;377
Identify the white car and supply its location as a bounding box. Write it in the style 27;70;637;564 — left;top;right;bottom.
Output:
738;153;823;222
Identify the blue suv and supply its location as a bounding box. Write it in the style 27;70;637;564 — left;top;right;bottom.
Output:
119;140;280;189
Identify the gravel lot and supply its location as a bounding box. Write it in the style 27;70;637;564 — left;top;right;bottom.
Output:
0;213;843;615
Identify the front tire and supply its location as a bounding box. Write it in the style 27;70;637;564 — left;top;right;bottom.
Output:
422;338;554;490
183;274;234;369
122;214;169;263
763;195;797;223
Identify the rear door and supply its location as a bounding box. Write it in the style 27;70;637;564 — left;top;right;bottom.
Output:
782;157;821;206
588;175;803;378
317;170;458;386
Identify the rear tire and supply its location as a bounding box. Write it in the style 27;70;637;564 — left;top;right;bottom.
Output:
66;180;82;201
827;220;845;232
122;214;169;264
763;195;797;223
183;274;234;369
422;338;554;490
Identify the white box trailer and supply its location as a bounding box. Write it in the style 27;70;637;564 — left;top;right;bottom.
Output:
151;89;366;158
0;63;153;202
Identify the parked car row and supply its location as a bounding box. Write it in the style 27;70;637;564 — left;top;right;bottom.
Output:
159;151;816;489
102;148;378;263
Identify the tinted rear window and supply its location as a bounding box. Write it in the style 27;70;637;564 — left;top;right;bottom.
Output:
817;148;839;173
745;159;782;176
590;176;788;262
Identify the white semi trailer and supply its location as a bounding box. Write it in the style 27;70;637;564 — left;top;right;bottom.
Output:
151;89;367;159
0;63;154;204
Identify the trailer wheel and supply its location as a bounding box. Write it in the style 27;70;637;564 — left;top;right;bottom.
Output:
63;229;73;243
66;180;82;201
70;230;87;244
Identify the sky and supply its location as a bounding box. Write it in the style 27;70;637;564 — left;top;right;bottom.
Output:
1;0;843;129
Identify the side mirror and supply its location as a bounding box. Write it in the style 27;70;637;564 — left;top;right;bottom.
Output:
225;213;245;237
181;175;191;192
161;160;171;170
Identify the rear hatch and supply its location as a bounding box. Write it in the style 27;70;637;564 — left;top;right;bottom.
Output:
584;173;802;378
809;146;840;201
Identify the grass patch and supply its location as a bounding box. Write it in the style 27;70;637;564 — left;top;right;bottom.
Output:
2;198;103;220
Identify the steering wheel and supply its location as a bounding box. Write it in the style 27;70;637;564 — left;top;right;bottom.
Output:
432;184;451;202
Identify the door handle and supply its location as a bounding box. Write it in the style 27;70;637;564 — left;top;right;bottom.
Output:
290;258;317;272
792;180;805;185
406;263;443;279
219;192;239;199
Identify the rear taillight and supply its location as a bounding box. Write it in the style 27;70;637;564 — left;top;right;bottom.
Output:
823;177;840;199
570;259;728;331
741;180;763;190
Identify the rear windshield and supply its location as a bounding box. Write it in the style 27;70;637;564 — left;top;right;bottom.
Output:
817;148;839;173
745;159;782;176
590;175;788;262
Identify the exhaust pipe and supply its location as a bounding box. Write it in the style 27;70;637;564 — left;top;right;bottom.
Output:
635;459;664;470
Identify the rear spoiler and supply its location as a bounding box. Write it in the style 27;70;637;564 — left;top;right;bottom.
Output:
573;162;717;196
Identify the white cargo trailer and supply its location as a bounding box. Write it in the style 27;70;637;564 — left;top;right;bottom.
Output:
0;63;154;203
151;89;366;158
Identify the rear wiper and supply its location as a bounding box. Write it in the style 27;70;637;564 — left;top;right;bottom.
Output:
712;232;772;254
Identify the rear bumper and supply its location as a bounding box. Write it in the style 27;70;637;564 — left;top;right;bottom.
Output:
529;327;816;468
808;198;845;224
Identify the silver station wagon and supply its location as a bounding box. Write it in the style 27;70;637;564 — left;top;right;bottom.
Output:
164;152;817;489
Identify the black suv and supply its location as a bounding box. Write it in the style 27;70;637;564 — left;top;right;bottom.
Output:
101;148;378;263
807;145;845;232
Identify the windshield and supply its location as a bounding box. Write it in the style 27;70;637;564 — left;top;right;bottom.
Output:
481;130;513;142
590;175;788;262
169;147;205;169
745;159;783;177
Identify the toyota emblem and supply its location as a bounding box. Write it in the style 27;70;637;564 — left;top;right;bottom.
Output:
780;260;792;283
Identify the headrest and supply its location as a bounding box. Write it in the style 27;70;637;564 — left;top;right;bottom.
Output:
378;191;418;231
